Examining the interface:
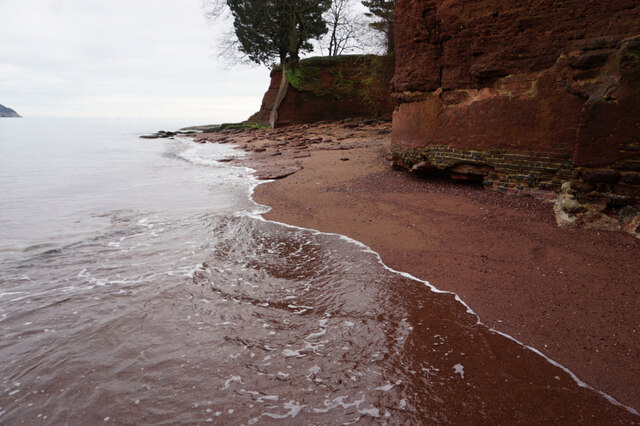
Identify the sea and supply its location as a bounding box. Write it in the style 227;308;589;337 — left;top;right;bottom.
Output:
0;118;634;424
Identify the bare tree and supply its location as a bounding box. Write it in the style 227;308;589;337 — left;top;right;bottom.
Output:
316;0;370;56
202;0;228;20
202;0;251;66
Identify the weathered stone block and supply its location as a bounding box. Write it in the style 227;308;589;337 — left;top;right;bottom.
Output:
620;172;640;185
581;168;621;184
571;181;596;193
569;50;613;70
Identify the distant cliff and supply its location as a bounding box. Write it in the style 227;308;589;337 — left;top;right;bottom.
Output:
0;104;21;117
248;55;394;127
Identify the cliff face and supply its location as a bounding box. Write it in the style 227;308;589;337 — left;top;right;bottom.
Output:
0;104;21;117
391;0;640;235
248;55;394;127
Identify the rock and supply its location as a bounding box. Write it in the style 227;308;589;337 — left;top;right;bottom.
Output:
559;194;583;213
581;169;621;184
139;130;177;139
620;172;640;185
612;184;640;197
0;104;21;117
254;166;302;180
411;161;433;173
570;181;596;193
612;160;640;172
569;50;613;69
450;164;493;176
619;205;640;223
292;153;311;159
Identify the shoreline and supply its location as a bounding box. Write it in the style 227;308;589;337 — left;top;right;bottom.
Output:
194;119;640;412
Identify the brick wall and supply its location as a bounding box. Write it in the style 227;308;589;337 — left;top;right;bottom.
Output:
392;145;570;200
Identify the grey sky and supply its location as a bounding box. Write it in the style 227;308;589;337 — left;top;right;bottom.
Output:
0;0;269;121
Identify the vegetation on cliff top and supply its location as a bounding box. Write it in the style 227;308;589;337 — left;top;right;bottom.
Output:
204;1;396;127
284;54;392;114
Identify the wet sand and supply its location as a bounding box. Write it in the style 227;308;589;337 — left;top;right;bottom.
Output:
195;119;640;413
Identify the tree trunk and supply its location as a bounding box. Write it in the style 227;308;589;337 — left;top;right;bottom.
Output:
269;66;289;128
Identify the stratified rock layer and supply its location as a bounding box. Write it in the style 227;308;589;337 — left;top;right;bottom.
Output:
248;55;394;127
391;0;640;235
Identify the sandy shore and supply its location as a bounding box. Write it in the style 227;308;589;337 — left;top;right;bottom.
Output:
195;119;640;411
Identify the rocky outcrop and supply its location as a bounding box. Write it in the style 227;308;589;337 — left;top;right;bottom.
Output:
391;0;640;236
248;55;394;127
0;104;21;117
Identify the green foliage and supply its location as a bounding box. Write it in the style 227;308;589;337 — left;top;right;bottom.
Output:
362;0;395;54
226;0;331;68
356;55;385;106
284;54;393;115
220;122;269;130
328;67;356;99
285;63;321;91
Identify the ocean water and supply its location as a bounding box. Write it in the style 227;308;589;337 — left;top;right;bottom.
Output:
0;118;634;423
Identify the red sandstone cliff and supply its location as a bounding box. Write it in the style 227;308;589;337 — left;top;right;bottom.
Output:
391;0;640;235
248;55;394;127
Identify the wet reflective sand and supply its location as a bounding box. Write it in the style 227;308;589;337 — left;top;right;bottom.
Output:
1;214;636;423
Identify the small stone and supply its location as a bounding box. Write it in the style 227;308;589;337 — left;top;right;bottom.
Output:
560;194;583;213
619;205;640;223
411;161;433;172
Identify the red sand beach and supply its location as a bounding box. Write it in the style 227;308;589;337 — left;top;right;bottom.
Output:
193;119;640;413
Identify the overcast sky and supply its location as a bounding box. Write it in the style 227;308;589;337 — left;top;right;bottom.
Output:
0;0;270;122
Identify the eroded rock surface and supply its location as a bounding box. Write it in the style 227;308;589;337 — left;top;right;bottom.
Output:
391;0;640;236
248;55;394;127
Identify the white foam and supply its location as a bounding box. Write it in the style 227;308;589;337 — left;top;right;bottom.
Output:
245;207;640;415
305;329;327;340
282;349;304;358
453;364;465;379
221;375;242;390
374;383;395;391
308;365;321;375
201;140;640;417
0;292;24;299
250;400;305;423
358;407;380;417
313;395;366;413
177;143;246;168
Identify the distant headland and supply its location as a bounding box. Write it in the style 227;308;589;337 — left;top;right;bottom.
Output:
0;104;21;117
